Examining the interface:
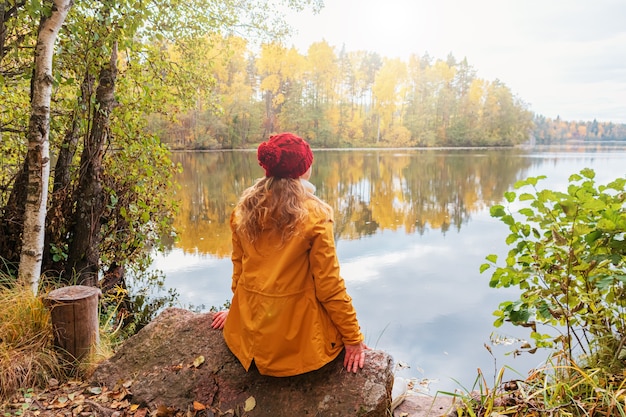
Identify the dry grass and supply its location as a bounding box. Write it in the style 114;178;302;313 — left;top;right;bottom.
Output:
449;353;626;417
0;283;66;402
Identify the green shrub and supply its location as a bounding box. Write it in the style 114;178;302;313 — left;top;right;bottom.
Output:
481;168;626;374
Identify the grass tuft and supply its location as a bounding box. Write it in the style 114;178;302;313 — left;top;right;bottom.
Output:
451;351;626;417
0;282;66;401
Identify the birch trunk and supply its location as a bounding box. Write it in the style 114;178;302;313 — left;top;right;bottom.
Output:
18;0;72;293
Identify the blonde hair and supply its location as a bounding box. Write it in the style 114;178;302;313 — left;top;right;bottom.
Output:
234;177;332;245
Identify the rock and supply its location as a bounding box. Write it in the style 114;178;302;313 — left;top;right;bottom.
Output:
91;307;394;416
392;394;457;417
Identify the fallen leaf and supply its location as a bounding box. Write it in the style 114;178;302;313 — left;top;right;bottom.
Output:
244;396;256;412
111;399;131;409
88;387;103;395
50;397;69;409
154;404;175;417
71;391;85;402
130;404;140;411
192;356;205;368
111;387;130;401
135;407;149;417
193;401;206;411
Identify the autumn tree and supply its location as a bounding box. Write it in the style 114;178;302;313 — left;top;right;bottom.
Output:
372;58;408;144
217;37;262;148
301;40;339;145
256;42;303;136
447;57;478;144
404;54;434;146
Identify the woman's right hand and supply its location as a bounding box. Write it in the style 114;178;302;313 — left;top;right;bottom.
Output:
343;342;369;372
211;310;229;329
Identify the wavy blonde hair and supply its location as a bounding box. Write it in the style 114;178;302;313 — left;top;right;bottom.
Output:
234;177;332;245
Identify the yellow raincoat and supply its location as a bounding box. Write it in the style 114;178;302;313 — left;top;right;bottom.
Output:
223;198;364;377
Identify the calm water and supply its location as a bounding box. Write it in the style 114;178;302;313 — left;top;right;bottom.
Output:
151;143;626;393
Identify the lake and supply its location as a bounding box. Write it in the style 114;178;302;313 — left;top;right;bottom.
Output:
150;143;626;393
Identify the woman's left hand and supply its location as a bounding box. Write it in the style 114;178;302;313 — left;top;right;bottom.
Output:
343;342;369;372
211;310;229;329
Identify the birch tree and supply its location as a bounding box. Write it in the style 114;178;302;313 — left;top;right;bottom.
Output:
18;0;72;293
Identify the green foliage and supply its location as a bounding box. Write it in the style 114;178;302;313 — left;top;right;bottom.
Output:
101;131;181;270
99;267;179;345
482;168;626;373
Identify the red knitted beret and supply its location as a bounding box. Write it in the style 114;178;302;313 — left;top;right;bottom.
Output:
257;133;313;179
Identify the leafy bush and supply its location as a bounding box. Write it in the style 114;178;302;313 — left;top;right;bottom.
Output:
481;168;626;374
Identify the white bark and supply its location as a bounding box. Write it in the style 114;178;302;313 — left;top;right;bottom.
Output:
18;0;72;293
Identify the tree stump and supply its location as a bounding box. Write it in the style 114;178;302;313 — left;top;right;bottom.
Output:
45;285;101;362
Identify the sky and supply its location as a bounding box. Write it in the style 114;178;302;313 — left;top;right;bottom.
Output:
285;0;626;124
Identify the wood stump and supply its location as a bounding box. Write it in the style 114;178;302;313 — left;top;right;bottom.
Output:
45;285;101;362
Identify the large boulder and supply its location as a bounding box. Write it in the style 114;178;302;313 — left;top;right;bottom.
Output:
91;308;394;416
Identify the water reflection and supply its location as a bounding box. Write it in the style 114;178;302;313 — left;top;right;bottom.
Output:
156;146;626;392
169;148;534;256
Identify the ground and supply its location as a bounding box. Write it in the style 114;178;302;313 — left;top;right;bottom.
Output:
3;380;458;417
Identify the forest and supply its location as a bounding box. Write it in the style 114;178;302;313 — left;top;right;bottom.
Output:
144;37;626;149
151;38;536;149
533;115;626;143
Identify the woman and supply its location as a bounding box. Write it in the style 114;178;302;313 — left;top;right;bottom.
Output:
211;132;368;376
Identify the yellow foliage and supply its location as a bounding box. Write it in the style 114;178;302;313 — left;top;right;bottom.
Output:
469;79;486;106
431;60;456;83
306;41;339;103
385;125;412;146
373;58;407;105
347;112;365;142
257;43;288;74
260;74;280;94
325;106;341;135
272;93;285;107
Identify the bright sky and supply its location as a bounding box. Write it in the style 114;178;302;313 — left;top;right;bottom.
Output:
286;0;626;123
